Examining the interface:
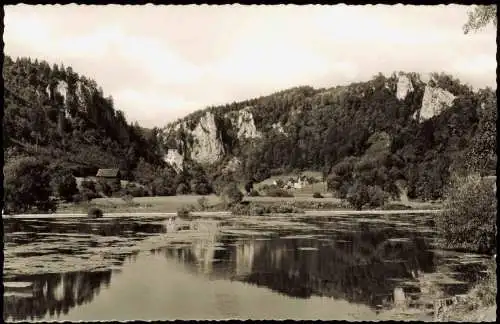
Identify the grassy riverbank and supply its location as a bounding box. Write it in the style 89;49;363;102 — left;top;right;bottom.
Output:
53;195;443;215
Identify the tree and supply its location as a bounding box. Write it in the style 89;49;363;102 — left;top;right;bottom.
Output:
463;5;497;34
436;174;496;254
346;182;370;210
222;183;243;206
51;171;78;202
4;157;55;213
176;183;190;195
244;180;254;194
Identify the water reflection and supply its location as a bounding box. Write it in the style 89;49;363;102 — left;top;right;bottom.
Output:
4;217;167;244
159;227;439;308
4;270;112;321
3;214;490;321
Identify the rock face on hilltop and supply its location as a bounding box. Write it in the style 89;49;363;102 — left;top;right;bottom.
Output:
413;85;456;122
162;107;263;165
190;112;225;165
232;107;262;140
396;74;414;100
163;149;184;172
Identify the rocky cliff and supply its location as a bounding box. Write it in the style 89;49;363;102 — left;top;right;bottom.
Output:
190;112;225;165
413;85;456;122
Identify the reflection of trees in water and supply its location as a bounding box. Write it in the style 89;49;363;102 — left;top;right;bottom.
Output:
158;225;436;309
243;227;436;307
3;270;112;321
4;218;166;244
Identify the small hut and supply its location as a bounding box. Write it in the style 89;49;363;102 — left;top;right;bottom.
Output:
96;168;121;188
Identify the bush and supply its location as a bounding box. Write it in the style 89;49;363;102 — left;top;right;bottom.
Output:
312;192;324;198
121;194;137;206
222;183;243;206
4;156;54;213
177;206;193;218
265;186;294;197
96;180;113;197
230;202;253;216
81;188;99;201
268;204;303;214
176;183;190;195
249;189;260;197
197;197;208;210
346;182;370;210
51;172;79;202
230;201;304;216
436;174;496;254
346;183;388;210
87;207;103;218
244;181;254;194
365;185;389;208
123;183;147;197
72;193;83;203
81;179;96;191
250;204;266;216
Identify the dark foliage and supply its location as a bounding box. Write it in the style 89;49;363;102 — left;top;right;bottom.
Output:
87;207;103;218
160;71;495;201
4;156;56;213
312;192;324;199
3;56;165;183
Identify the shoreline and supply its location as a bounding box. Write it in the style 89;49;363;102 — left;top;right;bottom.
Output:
3;209;442;219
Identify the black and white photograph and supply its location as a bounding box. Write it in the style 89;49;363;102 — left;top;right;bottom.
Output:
2;3;497;322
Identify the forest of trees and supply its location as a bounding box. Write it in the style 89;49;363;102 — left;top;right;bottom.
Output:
3;56;214;213
162;72;496;202
3;56;497;213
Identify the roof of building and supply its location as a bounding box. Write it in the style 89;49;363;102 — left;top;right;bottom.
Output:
96;168;120;177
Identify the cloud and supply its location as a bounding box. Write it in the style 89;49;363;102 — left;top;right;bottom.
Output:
4;4;497;128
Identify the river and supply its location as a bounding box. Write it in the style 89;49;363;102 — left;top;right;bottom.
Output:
3;212;490;321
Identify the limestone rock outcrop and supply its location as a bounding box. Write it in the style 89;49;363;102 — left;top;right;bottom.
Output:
414;86;455;122
190;112;224;164
396;74;414;100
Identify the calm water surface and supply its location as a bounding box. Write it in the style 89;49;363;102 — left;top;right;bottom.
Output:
3;213;490;321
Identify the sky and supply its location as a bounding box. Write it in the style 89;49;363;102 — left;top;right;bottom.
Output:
4;4;497;128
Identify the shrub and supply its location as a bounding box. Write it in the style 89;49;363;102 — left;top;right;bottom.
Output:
268;204;303;214
51;172;79;202
230;203;253;216
436;174;496;254
72;193;83;203
81;179;96;191
249;189;260;197
96;180;113;197
121;194;138;206
81;188;99;201
123;183;147;197
244;181;254;194
222;183;243;206
4;156;54;213
250;204;266;216
346;182;370;210
197;197;208;210
190;180;212;195
312;192;324;199
87;207;103;218
365;185;389;208
177;205;193;218
176;183;190;195
346;183;388;210
469;259;496;307
265;186;294;197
